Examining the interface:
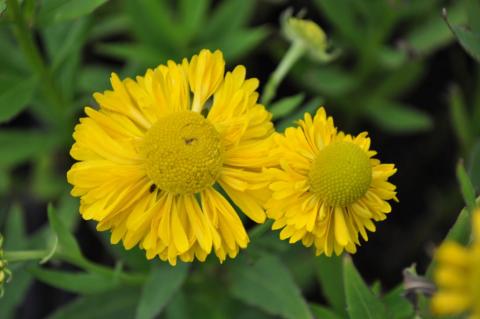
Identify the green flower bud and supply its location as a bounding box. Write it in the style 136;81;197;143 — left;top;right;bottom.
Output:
281;10;339;62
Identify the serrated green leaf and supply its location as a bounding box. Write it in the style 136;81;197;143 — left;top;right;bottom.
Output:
38;0;108;26
310;304;343;319
0;76;37;123
135;263;189;319
366;100;433;133
269;94;304;120
315;255;347;317
47;204;82;260
343;256;388;319
229;255;313;319
382;285;414;319
48;287;140;319
456;161;476;212
30;268;119;294
0;130;58;168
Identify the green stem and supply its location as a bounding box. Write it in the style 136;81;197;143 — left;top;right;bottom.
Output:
4;250;49;262
249;220;273;239
5;250;145;285
261;41;306;106
7;0;66;115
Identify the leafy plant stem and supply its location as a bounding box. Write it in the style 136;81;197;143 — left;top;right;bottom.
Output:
7;0;66;116
4;249;49;262
261;41;306;106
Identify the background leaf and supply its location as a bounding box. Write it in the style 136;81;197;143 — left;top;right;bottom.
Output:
135;263;189;319
343;256;388;319
229;255;313;319
0;76;37;123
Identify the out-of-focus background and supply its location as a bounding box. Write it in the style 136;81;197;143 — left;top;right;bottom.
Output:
0;0;479;318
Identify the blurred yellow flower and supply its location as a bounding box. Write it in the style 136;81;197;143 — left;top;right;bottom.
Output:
67;49;274;265
265;107;398;256
431;208;480;318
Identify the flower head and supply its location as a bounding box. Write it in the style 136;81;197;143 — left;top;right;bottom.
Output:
265;107;398;256
67;49;274;265
431;208;480;318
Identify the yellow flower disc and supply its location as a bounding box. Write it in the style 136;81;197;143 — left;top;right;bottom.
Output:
141;111;224;194
309;141;372;206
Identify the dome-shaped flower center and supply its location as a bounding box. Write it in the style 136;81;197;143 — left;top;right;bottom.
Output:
309;141;372;206
141;111;224;194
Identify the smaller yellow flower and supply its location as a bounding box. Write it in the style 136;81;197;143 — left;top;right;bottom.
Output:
431;208;480;318
265;107;398;256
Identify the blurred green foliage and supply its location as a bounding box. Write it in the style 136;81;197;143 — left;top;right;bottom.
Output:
0;0;479;318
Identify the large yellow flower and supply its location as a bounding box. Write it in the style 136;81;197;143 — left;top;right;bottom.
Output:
431;208;480;318
265;107;398;256
67;49;274;265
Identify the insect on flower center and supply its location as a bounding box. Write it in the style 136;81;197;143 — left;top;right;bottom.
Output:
141;111;224;194
309;141;372;206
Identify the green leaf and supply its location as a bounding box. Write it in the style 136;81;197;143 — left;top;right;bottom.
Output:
449;85;473;150
451;25;480;63
313;0;360;48
406;1;466;55
0;76;37;123
229;255;313;319
135;263;190;319
0;266;33;319
382;285;414;319
300;67;356;96
467;0;480;34
310;304;343;319
30;268;119;294
4;204;28;250
48;287;140;319
96;42;166;67
468;140;480;191
179;0;210;41
124;0;179;50
38;0;108;26
199;0;254;41
343;256;388;319
47;204;82;260
269;94;304;120
204;27;269;62
426;206;474;279
366;100;433;133
456;161;476;212
277;97;325;132
315;255;347;317
0;130;58;168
